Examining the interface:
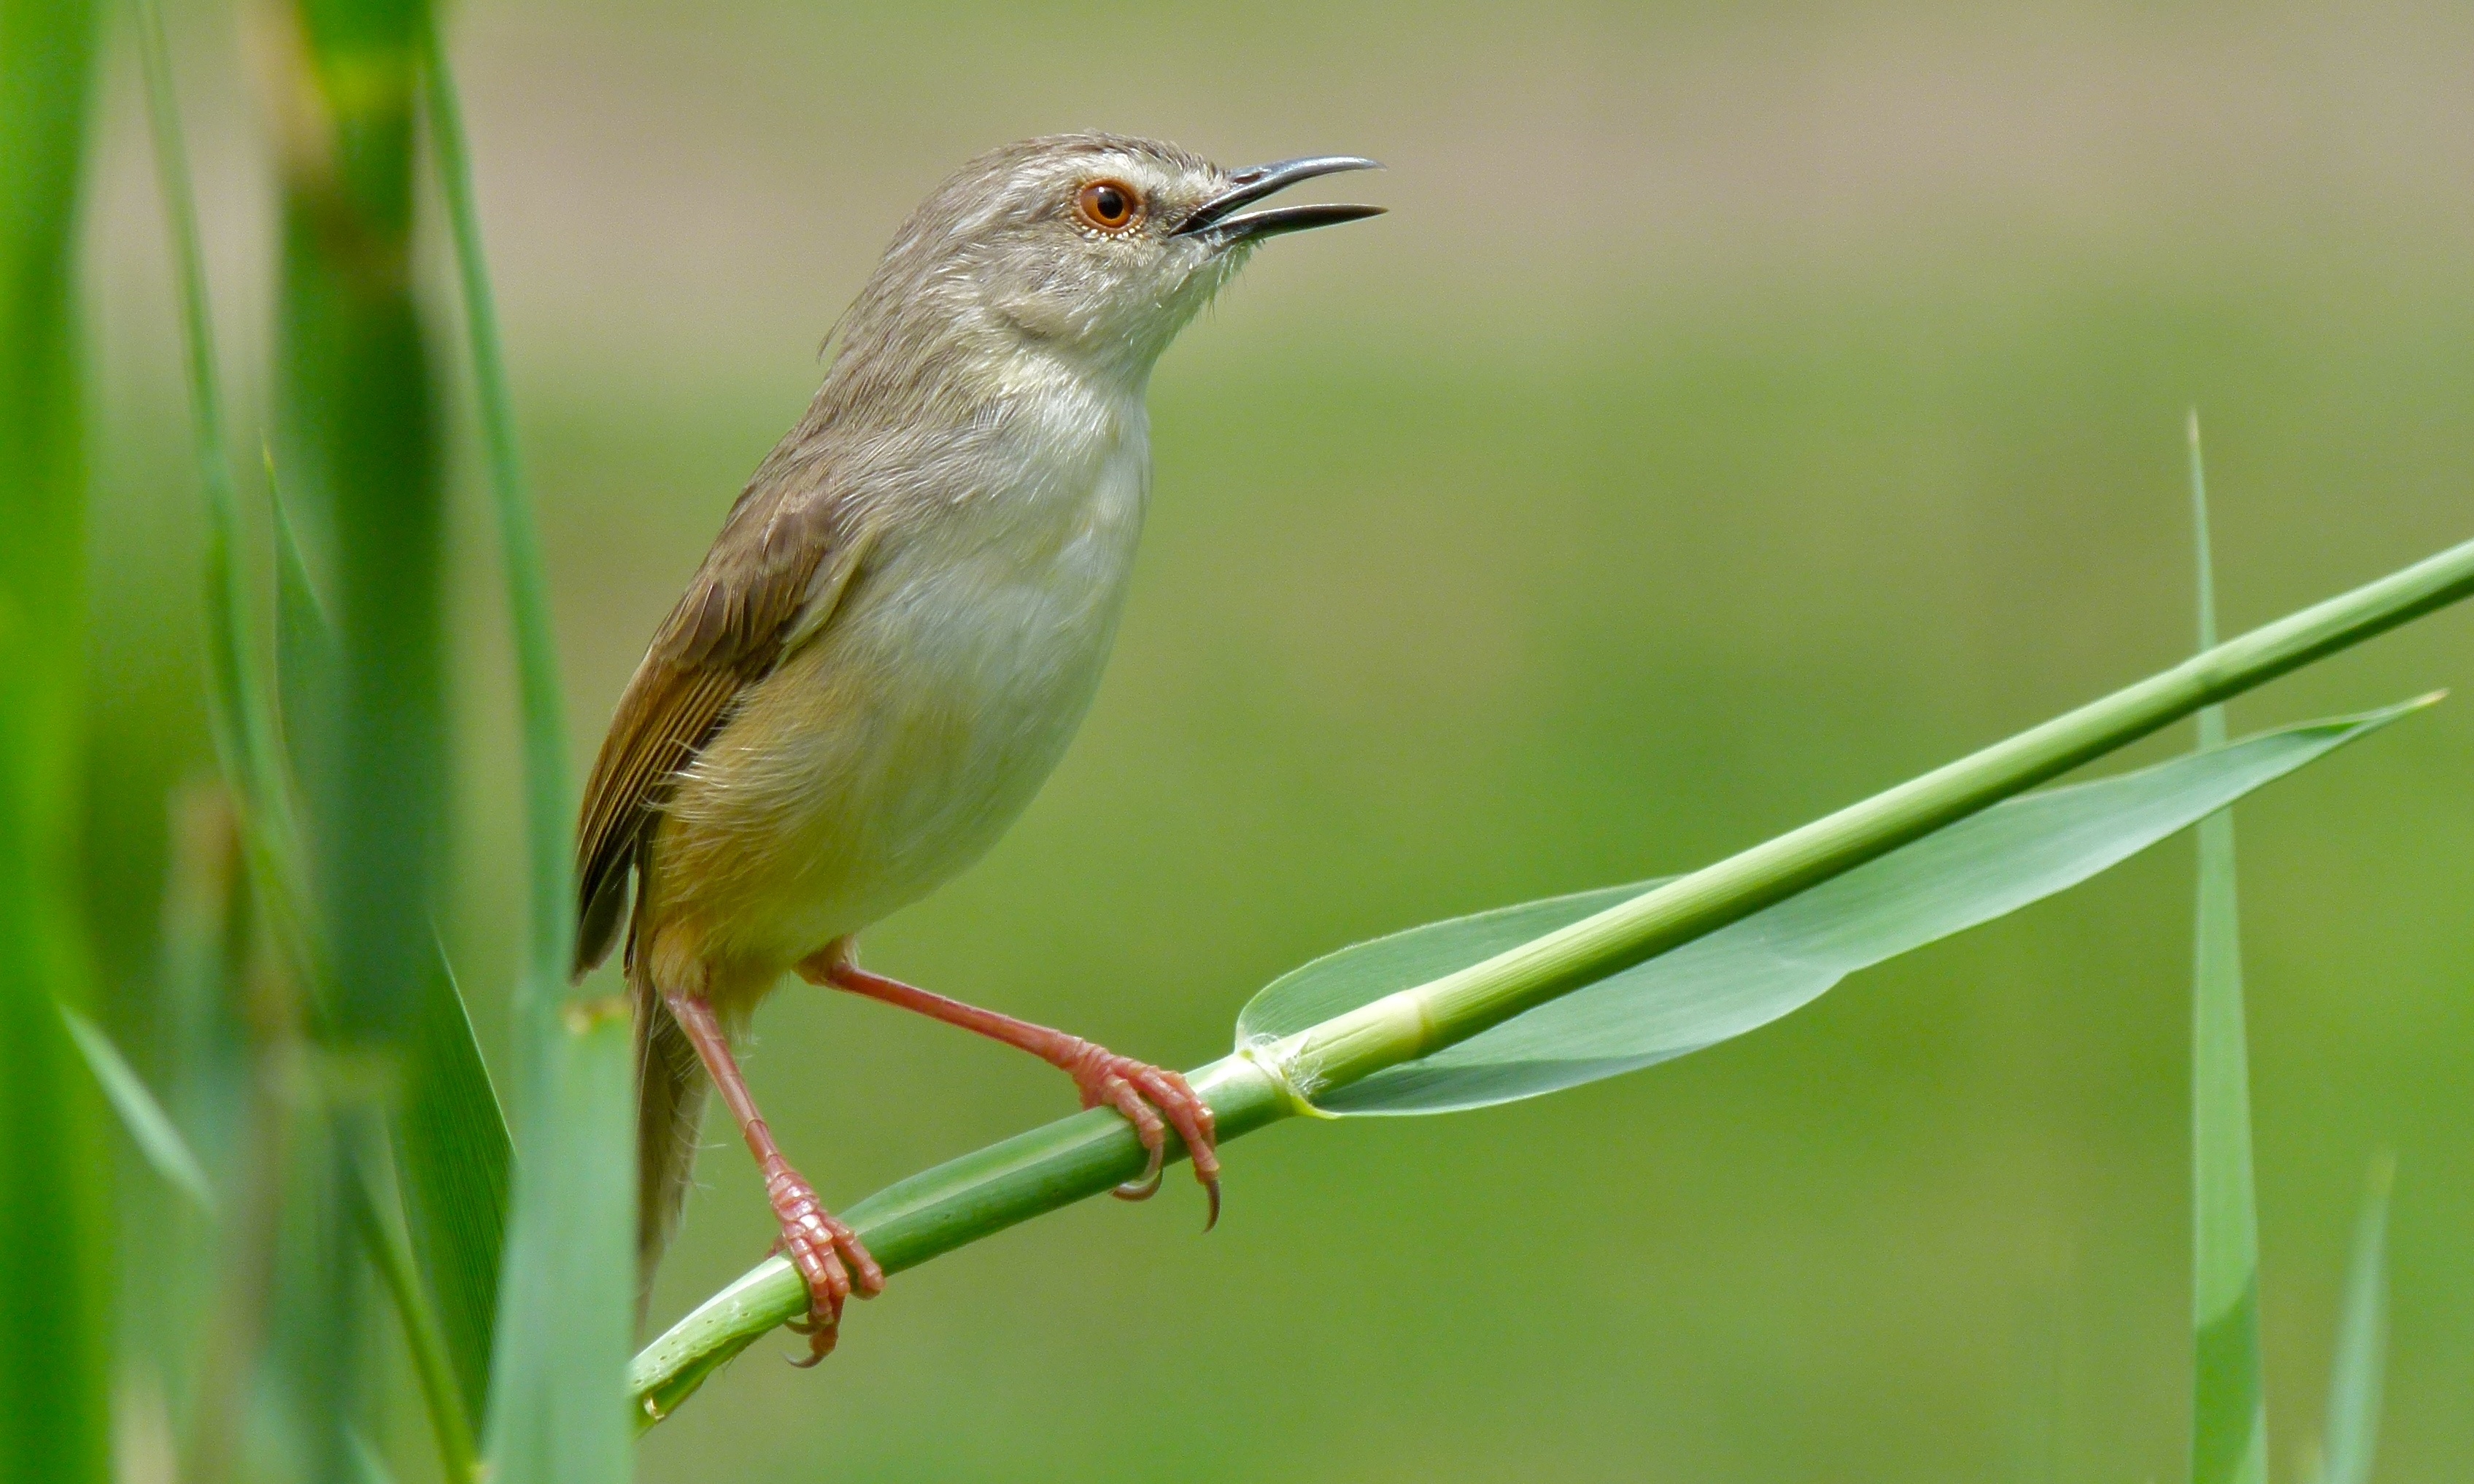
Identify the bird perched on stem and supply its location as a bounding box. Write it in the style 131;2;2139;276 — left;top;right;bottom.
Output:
574;134;1382;1359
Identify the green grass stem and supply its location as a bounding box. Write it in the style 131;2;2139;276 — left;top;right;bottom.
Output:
633;521;2474;1423
0;0;108;1476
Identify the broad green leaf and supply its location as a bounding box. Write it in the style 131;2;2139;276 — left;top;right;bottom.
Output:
2189;414;2265;1484
1240;705;2423;1115
2320;1156;2392;1484
0;0;108;1477
391;943;511;1432
59;1007;216;1216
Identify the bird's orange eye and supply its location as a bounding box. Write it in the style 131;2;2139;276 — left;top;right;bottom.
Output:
1075;179;1141;232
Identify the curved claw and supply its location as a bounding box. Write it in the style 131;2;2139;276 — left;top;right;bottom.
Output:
1067;1051;1222;1224
763;1159;881;1367
1112;1158;1166;1202
1098;1073;1170;1200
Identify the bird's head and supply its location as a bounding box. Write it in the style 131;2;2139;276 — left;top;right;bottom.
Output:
836;134;1383;395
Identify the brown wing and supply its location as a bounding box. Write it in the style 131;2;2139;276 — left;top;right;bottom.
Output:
572;475;870;976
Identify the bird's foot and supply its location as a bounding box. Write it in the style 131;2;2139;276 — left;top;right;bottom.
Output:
804;946;1224;1227
762;1156;883;1365
1054;1039;1221;1226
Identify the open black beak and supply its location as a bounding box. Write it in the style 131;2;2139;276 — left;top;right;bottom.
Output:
1171;155;1385;241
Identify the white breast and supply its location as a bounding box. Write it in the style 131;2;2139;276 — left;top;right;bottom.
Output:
670;374;1153;966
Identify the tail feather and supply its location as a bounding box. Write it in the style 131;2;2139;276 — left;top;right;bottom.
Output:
630;948;708;1318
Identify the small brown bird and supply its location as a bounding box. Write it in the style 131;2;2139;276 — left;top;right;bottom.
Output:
573;134;1381;1358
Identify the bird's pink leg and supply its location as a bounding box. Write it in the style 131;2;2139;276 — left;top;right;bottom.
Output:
662;992;884;1363
797;944;1221;1226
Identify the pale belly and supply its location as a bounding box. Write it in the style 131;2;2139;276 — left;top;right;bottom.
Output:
652;444;1147;985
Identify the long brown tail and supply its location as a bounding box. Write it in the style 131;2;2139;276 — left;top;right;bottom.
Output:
630;949;708;1318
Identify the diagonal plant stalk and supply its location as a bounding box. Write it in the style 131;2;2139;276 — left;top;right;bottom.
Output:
633;522;2474;1423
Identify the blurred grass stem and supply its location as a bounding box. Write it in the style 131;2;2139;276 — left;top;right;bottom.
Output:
0;0;108;1476
2186;412;2266;1484
348;1148;479;1483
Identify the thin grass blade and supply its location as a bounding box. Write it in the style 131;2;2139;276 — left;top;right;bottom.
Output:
417;7;573;1128
2188;414;2266;1484
60;1007;217;1216
418;14;630;1478
347;1140;478;1484
349;1432;403;1484
271;472;335;797
132;0;301;887
2320;1156;2393;1484
153;785;248;1416
1241;705;2421;1113
392;942;511;1433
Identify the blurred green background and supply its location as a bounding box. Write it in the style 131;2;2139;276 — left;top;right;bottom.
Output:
85;0;2473;1478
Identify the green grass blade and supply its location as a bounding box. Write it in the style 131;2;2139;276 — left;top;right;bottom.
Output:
158;785;248;1183
59;1007;217;1216
154;785;248;1402
349;1431;403;1484
1239;704;2418;1114
418;11;573;1122
347;1143;478;1484
2320;1156;2393;1484
132;0;300;877
419;13;630;1478
482;1004;636;1484
392;943;511;1432
131;0;325;1043
2188;415;2265;1484
0;0;109;1476
271;471;336;797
